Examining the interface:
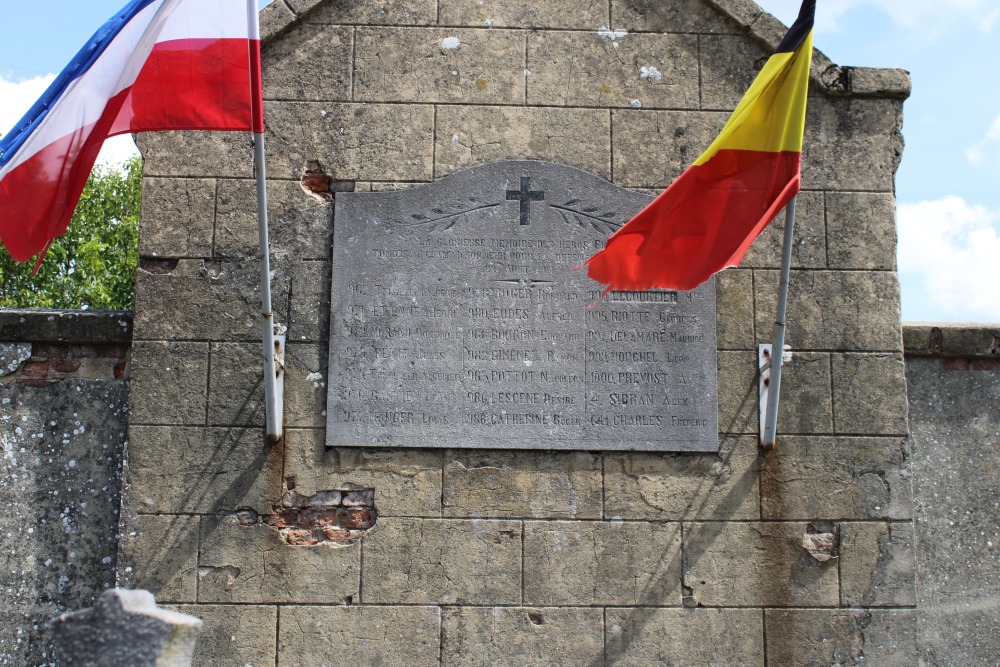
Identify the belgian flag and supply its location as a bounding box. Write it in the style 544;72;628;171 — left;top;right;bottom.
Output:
585;0;815;292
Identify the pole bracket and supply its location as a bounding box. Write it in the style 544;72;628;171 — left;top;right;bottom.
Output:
758;343;791;451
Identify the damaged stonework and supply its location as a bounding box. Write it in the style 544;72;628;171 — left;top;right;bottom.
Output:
803;522;839;562
238;488;377;546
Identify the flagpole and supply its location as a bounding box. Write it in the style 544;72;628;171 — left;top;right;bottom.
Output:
248;0;283;443
761;197;797;450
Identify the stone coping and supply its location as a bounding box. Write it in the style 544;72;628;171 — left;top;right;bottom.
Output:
0;309;133;344
903;324;1000;359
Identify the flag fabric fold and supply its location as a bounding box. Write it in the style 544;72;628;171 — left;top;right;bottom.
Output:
0;0;263;264
585;0;816;292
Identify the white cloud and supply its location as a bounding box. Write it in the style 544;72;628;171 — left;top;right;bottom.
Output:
898;196;1000;322
1;73;138;167
965;112;1000;168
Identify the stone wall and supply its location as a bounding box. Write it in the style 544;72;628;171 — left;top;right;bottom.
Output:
0;310;131;665
122;1;919;664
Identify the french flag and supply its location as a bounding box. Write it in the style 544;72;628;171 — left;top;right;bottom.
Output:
0;0;263;264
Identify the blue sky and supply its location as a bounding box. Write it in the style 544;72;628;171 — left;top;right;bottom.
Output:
1;0;997;323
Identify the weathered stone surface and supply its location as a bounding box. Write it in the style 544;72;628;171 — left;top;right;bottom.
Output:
907;356;1000;666
302;0;437;25
262;24;352;101
136;131;251;179
440;0;609;28
0;309;133;344
355;28;524;104
527;33;699;110
523;521;682;605
165;604;277;667
263;102;435;182
840;521;916;607
848;67;913;98
717;350;758;435
128;342;208;425
443;451;602;519
684;522;840;606
278;606;440;667
605;608;764;666
742;190;827;269
904;324;1000;358
754;270;903;352
761;437;912;521
436;106;611;179
772;352;833;434
284;429;443;517
260;0;296;42
118;515;200;603
766;609;918;667
362;518;521;604
699;34;769;110
442;607;603;666
826;192;898;270
127;426;281;515
715;269;755;350
612;109;727;189
138;178;215;258
53;589;201;667
604;436;760;521
611;0;744;34
832;353;909;435
803;97;904;192
198;516;360;604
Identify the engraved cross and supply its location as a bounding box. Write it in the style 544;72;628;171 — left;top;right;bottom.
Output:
506;177;545;225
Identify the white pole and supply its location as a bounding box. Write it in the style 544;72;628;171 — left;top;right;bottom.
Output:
248;0;282;443
761;197;797;449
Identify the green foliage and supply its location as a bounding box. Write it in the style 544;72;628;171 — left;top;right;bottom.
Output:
0;156;141;310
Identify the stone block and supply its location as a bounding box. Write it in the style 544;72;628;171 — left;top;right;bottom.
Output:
523;521;682;605
612;109;728;189
302;0;437;26
138;178;215;258
442;450;602;519
840;521;916;607
803;97;904;192
753;270;903;352
355;28;525;104
766;609;918;667
832;353;909;435
127;426;281;515
118;515;199;603
716;269;755;350
164;604;277;667
904;324;1000;358
440;0;609;28
262;24;352;101
605;608;764;666
742;190;827;269
260;0;296;42
278;606;440;667
848;67;912;98
441;607;603;666
826;192;898;270
435;106;611;180
604;435;760;521
362;518;521;604
136;131;252;179
761;436;912;521
527;33;699;110
699;34;769;110
284;429;444;517
214;179;333;260
198;516;360;604
717;350;758;435
208;342;326;428
684;521;840;607
265;102;435;182
128;342;208;426
611;0;744;34
772;351;833;434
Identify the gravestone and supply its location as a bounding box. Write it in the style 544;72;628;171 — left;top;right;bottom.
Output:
325;161;719;452
52;589;201;667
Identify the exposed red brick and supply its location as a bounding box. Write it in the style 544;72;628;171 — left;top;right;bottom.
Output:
53;360;82;374
114;362;128;380
283;529;320;546
972;359;1000;371
22;361;50;379
300;509;339;528
322;528;353;542
265;509;299;528
942;358;970;371
339;508;376;530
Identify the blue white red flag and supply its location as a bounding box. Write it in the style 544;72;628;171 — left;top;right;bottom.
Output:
0;0;264;265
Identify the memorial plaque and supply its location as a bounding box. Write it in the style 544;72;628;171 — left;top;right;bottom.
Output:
325;161;719;452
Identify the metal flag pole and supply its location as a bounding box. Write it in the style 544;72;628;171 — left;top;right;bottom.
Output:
248;0;283;443
761;197;797;450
